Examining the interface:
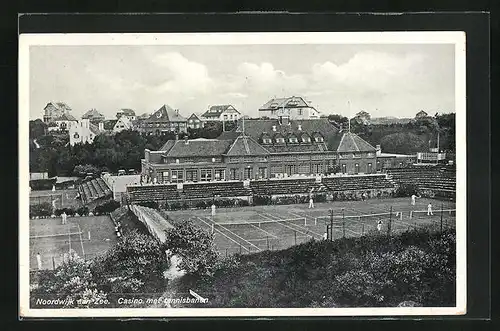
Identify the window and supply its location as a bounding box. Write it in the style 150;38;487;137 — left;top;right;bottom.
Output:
276;137;285;144
244;167;253;179
298;164;309;174
271;110;276;115
230;114;233;119
214;169;225;181
163;171;169;182
302;136;311;143
368;163;373;173
367;153;374;157
289;136;298;143
229;168;239;180
315;136;324;142
355;163;359;174
298;108;303;115
185;169;198;182
262;138;272;144
342;164;346;174
223;115;228;120
171;170;184;183
200;169;212;181
258;167;267;179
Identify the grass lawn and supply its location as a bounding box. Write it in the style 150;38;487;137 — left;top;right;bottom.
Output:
164;197;456;256
29;215;117;270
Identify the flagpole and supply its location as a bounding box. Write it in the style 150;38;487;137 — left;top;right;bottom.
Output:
348;100;351;132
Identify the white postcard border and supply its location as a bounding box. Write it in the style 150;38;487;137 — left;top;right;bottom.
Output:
19;31;466;318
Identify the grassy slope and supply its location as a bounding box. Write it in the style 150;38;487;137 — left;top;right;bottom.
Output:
176;228;456;308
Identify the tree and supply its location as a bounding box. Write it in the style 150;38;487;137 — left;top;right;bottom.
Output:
92;230;169;294
29;119;48;140
327;114;349;128
163;220;219;277
30;250;108;308
380;132;428;154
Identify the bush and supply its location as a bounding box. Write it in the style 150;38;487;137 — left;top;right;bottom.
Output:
137;201;159;209
55;207;75;216
76;206;89;216
253;195;272;206
395;183;419;197
94;200;121;215
30;202;53;218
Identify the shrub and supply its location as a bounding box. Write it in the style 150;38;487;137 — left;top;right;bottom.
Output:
395;183;419;197
253;195;272;206
30;202;53;218
76;206;89;216
94;200;121;215
137;201;158;209
55;207;75;216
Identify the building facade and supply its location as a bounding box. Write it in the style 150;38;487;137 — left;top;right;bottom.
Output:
69;119;103;146
201;105;240;122
137;105;188;135
187;113;204;129
43;102;72;123
82;109;105;123
258;96;320;120
47;113;79;132
141;117;379;184
113;116;133;133
116;109;136;121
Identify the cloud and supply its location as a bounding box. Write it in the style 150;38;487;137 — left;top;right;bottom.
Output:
151;52;213;94
311;51;426;92
234;62;307;93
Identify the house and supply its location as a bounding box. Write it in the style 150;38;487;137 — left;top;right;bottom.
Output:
43;102;72;123
201;105;240;122
259;96;320;120
82;109;105;123
113;116;133;133
69;119;104;146
47;113;79;132
137;105;188;135
415;110;429;119
116;109;136;121
187;113;204;129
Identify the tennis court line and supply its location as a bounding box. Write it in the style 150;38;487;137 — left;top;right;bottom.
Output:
249;224;279;239
258;213;321;240
194;216;251;252
263;212;324;238
204;216;262;252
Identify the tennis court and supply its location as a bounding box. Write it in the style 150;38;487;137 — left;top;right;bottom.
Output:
165;197;456;256
29;189;81;209
29;215;117;270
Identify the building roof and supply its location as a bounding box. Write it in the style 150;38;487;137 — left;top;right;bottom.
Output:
118;108;136;116
145;105;187;123
54;113;78;121
259;96;312;110
114;116;132;129
263;144;329;153
188;113;203;121
159;139;177;152
335;132;376;153
89;122;101;135
165;139;234;158
201;105;239;118
45;102;72;112
225;135;270;156
82;109;105;120
231;118;338;143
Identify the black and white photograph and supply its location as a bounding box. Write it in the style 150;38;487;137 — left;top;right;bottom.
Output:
19;32;466;317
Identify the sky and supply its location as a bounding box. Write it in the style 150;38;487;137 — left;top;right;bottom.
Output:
29;44;455;120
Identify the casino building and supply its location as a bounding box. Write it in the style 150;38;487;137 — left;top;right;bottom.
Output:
141;115;379;184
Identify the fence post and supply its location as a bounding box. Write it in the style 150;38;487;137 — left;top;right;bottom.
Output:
294;231;297;245
304;217;307;226
362;223;364;235
52;256;55;270
342;209;345;238
388;206;392;235
225;248;228;257
330;209;334;242
440;203;444;232
239;244;242;254
267;236;270;250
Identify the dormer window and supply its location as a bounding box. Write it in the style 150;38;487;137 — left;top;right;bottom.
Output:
314;136;324;143
289;136;298;144
276;137;285;144
262;138;272;144
302;135;311;143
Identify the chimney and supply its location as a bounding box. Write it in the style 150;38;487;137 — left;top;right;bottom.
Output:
184;136;189;145
98;122;104;131
272;125;277;132
175;134;179;141
376;144;381;156
298;124;302;131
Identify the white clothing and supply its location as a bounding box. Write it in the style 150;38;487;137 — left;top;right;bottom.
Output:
427;204;433;216
308;198;314;209
211;205;216;217
411;195;416;205
323;233;328;240
377;222;382;231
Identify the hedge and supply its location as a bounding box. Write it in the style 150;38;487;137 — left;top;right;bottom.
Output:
30;178;57;191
